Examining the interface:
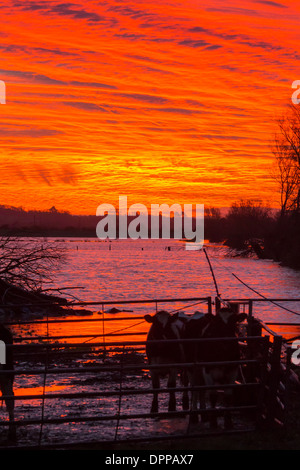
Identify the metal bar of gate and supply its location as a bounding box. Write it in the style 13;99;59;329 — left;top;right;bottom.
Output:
0;406;259;428
0;382;261;402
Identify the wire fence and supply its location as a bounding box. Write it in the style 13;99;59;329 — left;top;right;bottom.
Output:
0;296;299;448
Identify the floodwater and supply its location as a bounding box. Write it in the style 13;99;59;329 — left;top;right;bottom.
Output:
1;238;300;447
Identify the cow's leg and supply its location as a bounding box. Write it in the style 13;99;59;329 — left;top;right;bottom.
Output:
223;368;238;429
178;345;189;411
190;393;199;423
224;391;233;429
167;368;177;412
0;376;16;441
181;369;189;411
209;389;218;428
199;368;209;423
188;370;199;424
151;371;160;413
203;368;218;428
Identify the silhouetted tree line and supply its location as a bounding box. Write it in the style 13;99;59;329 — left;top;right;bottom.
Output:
0;200;299;268
204;201;275;249
0;205;99;236
205;200;300;269
0;205;188;238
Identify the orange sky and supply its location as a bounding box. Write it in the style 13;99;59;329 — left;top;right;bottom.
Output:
0;0;299;215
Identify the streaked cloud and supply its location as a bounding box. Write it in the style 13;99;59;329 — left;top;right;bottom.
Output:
255;1;288;8
0;0;297;213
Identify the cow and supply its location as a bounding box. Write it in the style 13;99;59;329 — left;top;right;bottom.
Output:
144;310;189;413
0;323;16;441
182;311;214;424
184;308;247;429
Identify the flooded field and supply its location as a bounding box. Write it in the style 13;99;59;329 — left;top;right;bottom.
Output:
1;239;300;447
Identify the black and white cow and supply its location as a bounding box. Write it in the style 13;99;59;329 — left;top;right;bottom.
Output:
182;311;214;423
0;323;16;441
184;308;247;428
144;310;189;413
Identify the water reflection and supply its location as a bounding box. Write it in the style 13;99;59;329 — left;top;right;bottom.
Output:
1;239;300;446
49;238;300;322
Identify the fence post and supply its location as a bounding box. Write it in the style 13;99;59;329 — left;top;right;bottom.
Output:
256;335;270;428
207;297;212;314
247;300;254;336
266;335;283;427
248;299;253;319
114;344;125;441
283;346;292;428
215;297;220;314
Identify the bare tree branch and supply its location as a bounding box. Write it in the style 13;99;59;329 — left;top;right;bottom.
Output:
0;237;66;291
272;104;300;216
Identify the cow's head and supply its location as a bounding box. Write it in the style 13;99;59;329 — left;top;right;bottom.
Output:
217;307;247;335
144;310;189;340
183;311;215;338
144;310;170;327
218;307;247;322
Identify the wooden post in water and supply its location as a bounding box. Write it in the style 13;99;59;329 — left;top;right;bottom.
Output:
102;303;107;360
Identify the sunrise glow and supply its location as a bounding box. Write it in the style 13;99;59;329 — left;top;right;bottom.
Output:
1;0;299;214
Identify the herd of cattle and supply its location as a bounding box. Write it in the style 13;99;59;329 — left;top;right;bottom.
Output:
145;307;262;429
0;306;262;442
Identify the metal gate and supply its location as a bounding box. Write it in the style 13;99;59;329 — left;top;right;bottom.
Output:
0;296;296;449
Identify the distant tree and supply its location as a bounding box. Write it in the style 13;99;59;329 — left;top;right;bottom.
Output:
224;200;273;250
227;199;271;220
204;207;221;219
0;237;66;291
272;104;300;216
204;207;224;242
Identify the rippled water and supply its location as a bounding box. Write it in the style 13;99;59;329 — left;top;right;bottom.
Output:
1;238;300;448
52;238;300;322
